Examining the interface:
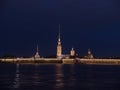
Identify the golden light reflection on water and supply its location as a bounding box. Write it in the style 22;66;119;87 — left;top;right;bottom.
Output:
13;64;20;89
55;64;64;89
12;64;76;89
69;65;76;86
32;65;41;85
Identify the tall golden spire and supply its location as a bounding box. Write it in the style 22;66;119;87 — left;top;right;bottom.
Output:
57;24;62;59
37;44;39;53
58;24;61;43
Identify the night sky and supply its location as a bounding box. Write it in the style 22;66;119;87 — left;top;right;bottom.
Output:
0;0;120;57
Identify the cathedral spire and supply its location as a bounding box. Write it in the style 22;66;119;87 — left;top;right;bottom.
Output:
37;44;39;52
58;24;61;43
57;24;62;59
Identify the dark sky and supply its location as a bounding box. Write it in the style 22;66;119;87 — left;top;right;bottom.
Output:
0;0;120;57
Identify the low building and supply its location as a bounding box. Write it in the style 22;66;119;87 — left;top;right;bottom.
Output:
84;49;94;59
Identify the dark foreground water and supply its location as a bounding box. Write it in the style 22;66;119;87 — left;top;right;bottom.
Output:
0;64;120;90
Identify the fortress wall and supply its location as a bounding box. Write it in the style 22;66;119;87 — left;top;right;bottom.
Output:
79;59;120;64
80;59;120;61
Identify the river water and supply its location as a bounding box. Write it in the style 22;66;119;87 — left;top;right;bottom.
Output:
0;64;120;90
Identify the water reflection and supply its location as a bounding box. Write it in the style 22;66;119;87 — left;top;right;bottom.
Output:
13;64;20;89
32;65;41;86
54;64;64;89
1;64;119;90
68;65;76;87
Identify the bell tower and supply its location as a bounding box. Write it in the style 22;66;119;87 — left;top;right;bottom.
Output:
57;24;62;59
35;45;40;59
70;48;75;57
87;48;94;59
